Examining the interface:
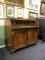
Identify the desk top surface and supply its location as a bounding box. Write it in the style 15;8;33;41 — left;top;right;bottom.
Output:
12;26;39;30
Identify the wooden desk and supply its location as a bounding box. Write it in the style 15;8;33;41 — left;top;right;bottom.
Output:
5;19;39;52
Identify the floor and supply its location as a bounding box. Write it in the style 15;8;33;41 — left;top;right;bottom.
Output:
0;41;45;60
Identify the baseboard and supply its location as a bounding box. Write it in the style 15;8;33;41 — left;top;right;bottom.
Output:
0;45;6;48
